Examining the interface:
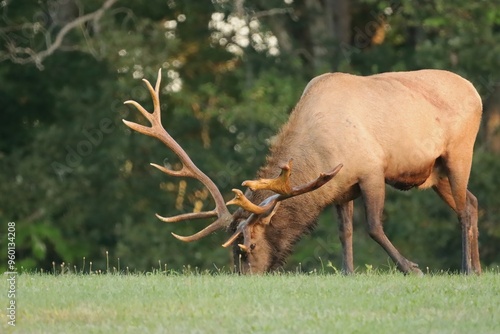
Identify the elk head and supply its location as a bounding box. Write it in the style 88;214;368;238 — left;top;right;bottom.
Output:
123;70;342;274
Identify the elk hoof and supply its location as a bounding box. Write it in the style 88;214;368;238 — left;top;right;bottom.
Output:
408;266;424;277
407;262;423;277
401;261;423;276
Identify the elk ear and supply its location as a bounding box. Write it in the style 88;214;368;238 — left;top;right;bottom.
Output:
259;202;281;225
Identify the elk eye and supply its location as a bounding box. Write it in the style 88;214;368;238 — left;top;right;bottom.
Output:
250;243;256;250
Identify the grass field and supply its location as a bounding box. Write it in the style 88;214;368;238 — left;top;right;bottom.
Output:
1;270;499;333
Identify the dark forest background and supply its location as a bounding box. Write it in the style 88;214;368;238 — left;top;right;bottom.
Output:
1;0;499;273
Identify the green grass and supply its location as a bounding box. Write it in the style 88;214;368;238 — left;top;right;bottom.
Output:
1;271;499;333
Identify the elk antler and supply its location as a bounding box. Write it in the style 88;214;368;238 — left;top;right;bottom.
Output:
226;189;276;214
123;69;232;242
242;159;293;195
222;162;343;247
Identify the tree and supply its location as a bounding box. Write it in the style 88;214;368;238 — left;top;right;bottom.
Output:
1;0;499;273
0;0;118;69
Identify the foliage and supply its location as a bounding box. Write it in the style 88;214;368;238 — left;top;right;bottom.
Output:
0;0;499;272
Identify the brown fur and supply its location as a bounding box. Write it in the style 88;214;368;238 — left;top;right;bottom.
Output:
231;69;482;275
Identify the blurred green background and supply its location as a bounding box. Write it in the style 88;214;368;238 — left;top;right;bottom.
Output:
1;0;499;273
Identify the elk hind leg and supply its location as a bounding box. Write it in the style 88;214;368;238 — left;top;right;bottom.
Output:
467;190;480;274
432;178;481;274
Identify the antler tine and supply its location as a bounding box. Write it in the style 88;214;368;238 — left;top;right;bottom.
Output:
171;216;230;242
156;211;217;223
150;162;189;178
222;191;282;247
143;69;163;125
285;163;343;198
123;69;162;127
226;189;276;215
242;159;293;195
222;226;244;248
221;214;258;248
123;69;232;240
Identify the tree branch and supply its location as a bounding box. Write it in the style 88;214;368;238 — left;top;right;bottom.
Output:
2;0;117;69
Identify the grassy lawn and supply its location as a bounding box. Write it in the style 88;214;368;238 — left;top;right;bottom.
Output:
1;271;499;333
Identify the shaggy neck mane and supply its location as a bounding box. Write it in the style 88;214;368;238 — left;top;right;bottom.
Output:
247;111;326;269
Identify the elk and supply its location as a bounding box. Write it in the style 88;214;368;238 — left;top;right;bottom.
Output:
124;69;482;275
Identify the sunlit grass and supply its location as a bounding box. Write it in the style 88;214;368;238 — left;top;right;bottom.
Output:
1;269;499;333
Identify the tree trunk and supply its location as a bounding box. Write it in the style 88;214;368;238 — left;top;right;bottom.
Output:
483;84;500;153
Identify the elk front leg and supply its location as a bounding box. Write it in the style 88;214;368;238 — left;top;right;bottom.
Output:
361;177;423;275
336;201;354;274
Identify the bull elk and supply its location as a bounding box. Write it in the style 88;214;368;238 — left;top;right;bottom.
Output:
123;69;482;275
